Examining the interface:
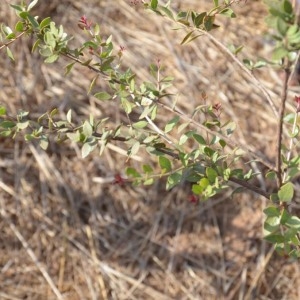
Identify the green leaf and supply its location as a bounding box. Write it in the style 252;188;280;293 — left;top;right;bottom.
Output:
266;170;277;180
31;39;40;52
39;136;49;150
133;120;148;129
219;139;226;148
144;178;154;185
66;109;72;123
143;164;153;174
44;54;59;63
206;167;218;183
278;182;294;202
0;130;12;137
193;12;207;28
82;142;96;158
143;135;157;144
243;58;253;69
264;206;280;217
264;216;280;233
10;4;24;13
39;17;51;30
276;17;288;36
283;227;298;241
160;6;174;20
229;44;244;55
27;0;39;11
15;21;24;32
0;121;15;129
199;177;210;188
121;98;134;114
204;146;215;157
164;116;180;133
166;171;182;190
192;184;203;195
19;11;29;19
65;62;76;76
219;8;236;18
181;31;194;45
203;15;215;31
0;106;6;116
151;104;157;120
272;46;289;60
179;133;189;145
82;121;93;137
16;121;29;130
126;167;141;178
253;60;267;69
129;142;140;156
264;233;285;243
193;133;206;145
6;47;14;61
27;14;39;28
159;156;172;172
176;122;190;134
285;215;300;229
150;0;158;9
94;92;111;101
283;0;293;14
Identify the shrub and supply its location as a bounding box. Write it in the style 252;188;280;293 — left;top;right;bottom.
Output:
1;0;300;258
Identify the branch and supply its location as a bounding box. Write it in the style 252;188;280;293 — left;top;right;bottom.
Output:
0;30;27;51
276;67;291;188
158;101;276;171
197;29;278;118
229;176;270;199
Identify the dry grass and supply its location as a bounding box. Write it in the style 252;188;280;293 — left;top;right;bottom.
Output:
1;0;300;299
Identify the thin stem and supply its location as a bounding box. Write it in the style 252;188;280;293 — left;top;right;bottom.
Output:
0;30;27;51
282;110;299;183
158;101;276;171
276;67;291;188
229;177;270;199
62;52;123;85
197;29;278;118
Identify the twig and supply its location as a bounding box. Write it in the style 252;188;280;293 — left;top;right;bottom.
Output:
198;29;278;118
282;108;298;183
276;67;291;188
62;52;123;85
158;101;276;171
229;176;270;199
0;31;27;51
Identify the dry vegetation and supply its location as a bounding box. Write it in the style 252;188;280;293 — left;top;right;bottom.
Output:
1;0;300;299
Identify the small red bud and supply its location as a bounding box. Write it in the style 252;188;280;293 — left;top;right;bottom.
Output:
213;102;222;111
113;174;126;186
294;95;300;113
78;15;92;30
188;194;198;204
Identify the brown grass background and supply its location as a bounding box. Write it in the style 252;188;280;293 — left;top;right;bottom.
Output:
1;0;300;299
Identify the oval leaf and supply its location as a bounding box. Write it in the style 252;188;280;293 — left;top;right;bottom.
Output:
278;182;294;202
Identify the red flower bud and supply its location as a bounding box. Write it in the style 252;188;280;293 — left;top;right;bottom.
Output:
113;174;126;186
295;95;300;113
213;102;222;111
188;194;198;204
78;15;92;30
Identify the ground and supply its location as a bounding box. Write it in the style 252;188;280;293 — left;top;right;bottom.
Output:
1;0;300;299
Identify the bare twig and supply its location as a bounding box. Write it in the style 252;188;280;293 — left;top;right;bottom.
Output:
276;67;291;188
197;29;278;118
158;101;276;171
0;31;27;51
